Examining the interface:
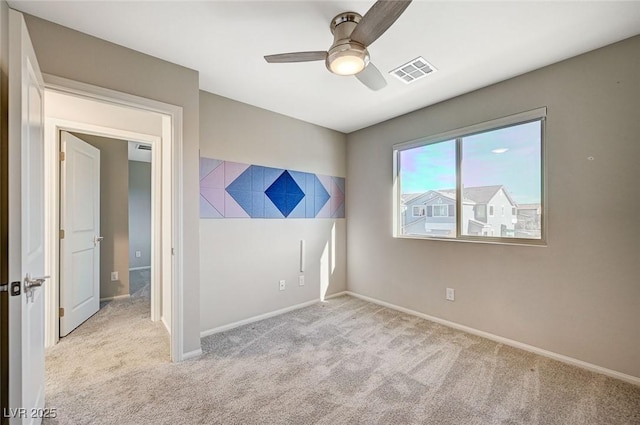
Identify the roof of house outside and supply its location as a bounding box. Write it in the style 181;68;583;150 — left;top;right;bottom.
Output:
461;185;502;204
401;193;425;204
402;185;518;206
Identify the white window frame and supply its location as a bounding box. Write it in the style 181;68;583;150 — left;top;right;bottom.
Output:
488;205;495;217
392;107;547;246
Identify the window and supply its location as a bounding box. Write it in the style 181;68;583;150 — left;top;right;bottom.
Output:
412;205;425;217
399;140;456;237
476;204;486;220
394;108;545;244
432;205;448;217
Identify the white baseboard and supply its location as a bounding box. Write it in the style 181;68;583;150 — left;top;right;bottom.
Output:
324;291;347;300
100;294;130;302
345;291;640;386
129;266;151;271
161;316;170;334
181;348;202;361
200;296;332;338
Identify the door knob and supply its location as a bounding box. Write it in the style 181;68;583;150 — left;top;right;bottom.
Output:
94;235;104;245
24;273;49;290
24;274;49;302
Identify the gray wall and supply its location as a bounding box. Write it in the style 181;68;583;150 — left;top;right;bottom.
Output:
128;160;151;270
347;35;640;378
25;14;201;354
199;92;347;333
74;133;130;300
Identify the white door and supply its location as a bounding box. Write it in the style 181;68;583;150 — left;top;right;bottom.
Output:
59;132;101;336
7;9;47;425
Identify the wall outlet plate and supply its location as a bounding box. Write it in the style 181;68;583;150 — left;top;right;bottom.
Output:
111;271;119;281
279;280;286;291
135;250;141;258
446;287;455;301
299;276;305;286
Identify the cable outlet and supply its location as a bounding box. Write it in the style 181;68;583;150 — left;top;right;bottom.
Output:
111;271;119;281
446;288;455;301
279;280;286;291
299;276;305;286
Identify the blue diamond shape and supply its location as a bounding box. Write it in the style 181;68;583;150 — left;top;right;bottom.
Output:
265;171;305;217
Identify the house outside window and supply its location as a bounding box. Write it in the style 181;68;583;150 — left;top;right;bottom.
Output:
394;108;546;244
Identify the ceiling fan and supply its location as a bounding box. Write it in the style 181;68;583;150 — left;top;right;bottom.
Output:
264;0;412;91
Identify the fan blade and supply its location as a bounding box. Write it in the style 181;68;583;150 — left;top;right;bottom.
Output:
350;0;412;47
264;51;327;63
355;62;387;91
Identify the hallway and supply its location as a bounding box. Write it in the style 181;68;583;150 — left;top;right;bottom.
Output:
45;272;169;424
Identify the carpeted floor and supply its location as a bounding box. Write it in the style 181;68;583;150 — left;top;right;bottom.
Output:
44;295;640;425
129;269;151;298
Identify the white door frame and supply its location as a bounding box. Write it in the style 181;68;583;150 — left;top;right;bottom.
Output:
48;123;161;337
42;74;185;361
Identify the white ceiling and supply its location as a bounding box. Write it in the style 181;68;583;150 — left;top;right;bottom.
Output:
10;1;640;133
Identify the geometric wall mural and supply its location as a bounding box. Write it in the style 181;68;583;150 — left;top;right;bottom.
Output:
200;157;345;219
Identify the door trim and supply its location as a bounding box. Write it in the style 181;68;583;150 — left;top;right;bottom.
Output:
45;120;162;342
42;74;185;361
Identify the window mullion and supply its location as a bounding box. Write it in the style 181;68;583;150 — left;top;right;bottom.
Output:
456;137;462;239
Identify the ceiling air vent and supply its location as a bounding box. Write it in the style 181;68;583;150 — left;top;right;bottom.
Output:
389;56;437;84
137;144;151;151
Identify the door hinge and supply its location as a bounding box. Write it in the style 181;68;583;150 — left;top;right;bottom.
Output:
59;151;66;161
60;229;65;239
59;307;64;317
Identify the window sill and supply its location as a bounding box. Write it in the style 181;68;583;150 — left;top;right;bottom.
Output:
395;234;547;247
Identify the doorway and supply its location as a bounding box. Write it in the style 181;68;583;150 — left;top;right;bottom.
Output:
58;131;157;337
42;77;185;361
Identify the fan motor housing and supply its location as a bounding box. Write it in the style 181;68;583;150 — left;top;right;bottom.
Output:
330;12;362;36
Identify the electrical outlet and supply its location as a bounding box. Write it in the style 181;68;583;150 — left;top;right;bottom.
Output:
135;250;141;258
111;271;119;281
279;280;286;291
299;276;305;286
446;287;455;301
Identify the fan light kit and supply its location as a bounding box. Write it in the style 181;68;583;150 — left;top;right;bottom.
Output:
327;45;369;76
264;0;412;91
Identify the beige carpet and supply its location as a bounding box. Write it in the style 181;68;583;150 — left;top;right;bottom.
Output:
128;269;151;297
44;294;640;425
